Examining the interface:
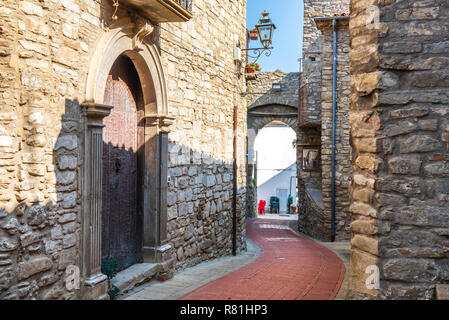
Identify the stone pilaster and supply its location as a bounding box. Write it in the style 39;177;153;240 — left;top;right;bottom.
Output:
80;103;112;299
142;115;174;264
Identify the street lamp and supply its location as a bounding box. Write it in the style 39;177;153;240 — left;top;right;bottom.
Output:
242;11;276;63
255;11;276;48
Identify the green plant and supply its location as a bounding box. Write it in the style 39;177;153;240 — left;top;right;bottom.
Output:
252;178;257;186
274;69;282;72
108;285;120;300
101;258;120;300
246;62;261;71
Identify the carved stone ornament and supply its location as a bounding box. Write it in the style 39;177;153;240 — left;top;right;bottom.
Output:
144;114;175;133
132;18;155;51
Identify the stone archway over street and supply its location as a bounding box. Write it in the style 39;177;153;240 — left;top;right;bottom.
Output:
245;72;300;218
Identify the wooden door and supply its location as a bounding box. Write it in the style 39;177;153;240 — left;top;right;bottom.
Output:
102;55;144;271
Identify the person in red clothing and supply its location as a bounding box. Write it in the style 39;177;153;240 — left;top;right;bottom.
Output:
258;200;266;215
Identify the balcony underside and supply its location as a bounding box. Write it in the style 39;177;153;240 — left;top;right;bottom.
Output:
121;0;192;23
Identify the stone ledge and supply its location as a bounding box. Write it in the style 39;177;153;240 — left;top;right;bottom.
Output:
111;261;173;298
436;284;449;300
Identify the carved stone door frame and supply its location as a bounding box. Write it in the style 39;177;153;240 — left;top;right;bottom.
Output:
80;22;173;299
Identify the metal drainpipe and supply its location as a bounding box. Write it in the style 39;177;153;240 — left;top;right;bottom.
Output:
232;105;238;256
331;19;338;242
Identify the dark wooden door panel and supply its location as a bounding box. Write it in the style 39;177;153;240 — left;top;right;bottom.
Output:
102;55;143;272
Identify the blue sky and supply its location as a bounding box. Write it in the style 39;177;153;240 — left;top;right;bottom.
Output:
246;0;304;72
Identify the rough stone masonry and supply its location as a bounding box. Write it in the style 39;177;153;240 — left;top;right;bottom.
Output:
298;0;352;242
0;0;247;299
349;0;449;299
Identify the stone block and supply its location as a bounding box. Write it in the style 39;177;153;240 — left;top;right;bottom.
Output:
382;258;439;282
57;155;77;170
351;234;378;256
352;187;374;203
55;135;78;151
436;284;449;300
388;156;422;175
19;1;44;17
352;137;378;153
58;247;76;270
355;155;382;173
424;161;449;177
350;219;378;236
385;120;418;137
62;233;76;248
0;237;19;252
60;191;77;209
349;202;377;218
389;106;428;119
399;134;442;154
0;136;13;147
18;256;52;280
349;248;378;296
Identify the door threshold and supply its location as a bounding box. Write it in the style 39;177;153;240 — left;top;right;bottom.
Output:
111;263;162;298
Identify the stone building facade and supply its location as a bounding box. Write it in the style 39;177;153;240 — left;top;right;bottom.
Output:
245;72;300;218
298;0;352;241
348;0;449;299
0;0;247;300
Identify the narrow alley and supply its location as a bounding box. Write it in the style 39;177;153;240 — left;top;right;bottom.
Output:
123;216;347;300
0;0;448;305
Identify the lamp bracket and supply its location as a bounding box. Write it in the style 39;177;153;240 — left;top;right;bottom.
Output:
242;47;273;63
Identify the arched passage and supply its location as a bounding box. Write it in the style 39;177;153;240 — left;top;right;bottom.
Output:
247;104;299;165
246;103;299;218
254;120;297;214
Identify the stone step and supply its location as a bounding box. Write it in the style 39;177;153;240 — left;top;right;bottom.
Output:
111;260;173;298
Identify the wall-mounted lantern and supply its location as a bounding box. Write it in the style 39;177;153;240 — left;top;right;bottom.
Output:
242;11;276;63
255;11;276;48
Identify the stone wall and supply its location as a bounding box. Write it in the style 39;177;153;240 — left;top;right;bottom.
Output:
0;0;247;299
246;72;299;109
0;0;91;299
319;19;352;240
349;0;449;299
302;0;349;125
160;0;247;271
297;187;325;240
297;125;323;238
298;0;351;241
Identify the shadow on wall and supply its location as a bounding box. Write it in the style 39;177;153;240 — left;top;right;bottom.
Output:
0;99;82;300
0;0;249;299
0;98;247;299
166;142;247;271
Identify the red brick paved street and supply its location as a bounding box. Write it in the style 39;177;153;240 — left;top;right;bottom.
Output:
179;219;345;300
